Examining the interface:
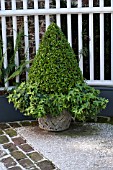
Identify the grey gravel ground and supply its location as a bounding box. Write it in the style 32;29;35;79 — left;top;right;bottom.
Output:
16;123;113;170
0;162;7;170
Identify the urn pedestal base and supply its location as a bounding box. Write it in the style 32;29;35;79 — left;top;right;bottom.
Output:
38;110;71;131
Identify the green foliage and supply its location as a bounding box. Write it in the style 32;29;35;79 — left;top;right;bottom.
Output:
29;22;83;94
0;29;24;83
66;84;108;121
5;28;26;83
8;22;108;121
8;82;108;121
0;27;31;87
6;59;33;82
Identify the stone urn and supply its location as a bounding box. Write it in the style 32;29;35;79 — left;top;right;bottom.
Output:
38;110;71;131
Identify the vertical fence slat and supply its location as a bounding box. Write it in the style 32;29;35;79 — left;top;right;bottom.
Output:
100;0;104;81
34;0;39;52
111;1;113;81
89;0;94;80
45;0;50;30
23;0;29;79
56;0;61;27
67;0;72;47
12;0;19;83
1;0;8;88
78;0;83;74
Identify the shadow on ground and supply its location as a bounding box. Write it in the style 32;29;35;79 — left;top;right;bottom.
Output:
37;122;101;137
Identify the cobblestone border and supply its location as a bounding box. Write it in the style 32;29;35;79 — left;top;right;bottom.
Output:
0;120;59;170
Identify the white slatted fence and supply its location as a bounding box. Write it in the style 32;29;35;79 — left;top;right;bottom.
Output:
0;0;113;90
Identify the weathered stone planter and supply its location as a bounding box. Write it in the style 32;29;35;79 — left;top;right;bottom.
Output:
0;95;33;122
38;110;72;131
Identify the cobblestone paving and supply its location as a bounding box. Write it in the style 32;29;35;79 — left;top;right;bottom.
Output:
0;121;58;170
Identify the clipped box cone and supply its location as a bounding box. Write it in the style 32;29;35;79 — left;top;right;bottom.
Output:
28;22;84;94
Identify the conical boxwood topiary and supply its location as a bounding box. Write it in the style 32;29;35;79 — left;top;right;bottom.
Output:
28;23;84;94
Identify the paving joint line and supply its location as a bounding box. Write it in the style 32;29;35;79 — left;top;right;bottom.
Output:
0;120;59;170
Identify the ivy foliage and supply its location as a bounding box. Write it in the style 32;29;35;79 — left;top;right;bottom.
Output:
28;22;83;94
8;82;108;121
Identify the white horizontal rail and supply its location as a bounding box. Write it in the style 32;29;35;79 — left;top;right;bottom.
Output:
1;80;113;91
1;7;113;16
0;86;15;91
86;80;113;87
